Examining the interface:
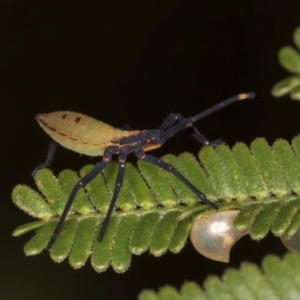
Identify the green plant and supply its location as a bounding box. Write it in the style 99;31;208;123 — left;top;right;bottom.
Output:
12;137;300;273
138;253;300;300
272;27;300;100
12;26;300;299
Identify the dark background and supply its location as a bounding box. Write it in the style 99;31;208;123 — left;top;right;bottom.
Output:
1;1;300;299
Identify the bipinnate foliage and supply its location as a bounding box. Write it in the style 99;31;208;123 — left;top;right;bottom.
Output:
12;137;300;273
272;27;300;100
138;253;300;300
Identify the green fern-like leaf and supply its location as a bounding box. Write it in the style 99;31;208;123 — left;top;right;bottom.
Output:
272;26;300;100
12;136;300;272
138;252;300;300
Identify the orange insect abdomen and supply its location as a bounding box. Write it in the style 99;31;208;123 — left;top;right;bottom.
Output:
36;111;139;156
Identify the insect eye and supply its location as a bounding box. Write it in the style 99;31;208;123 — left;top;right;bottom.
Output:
145;137;152;144
189;210;248;262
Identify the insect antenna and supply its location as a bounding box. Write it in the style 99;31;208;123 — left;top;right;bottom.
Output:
190;92;261;123
161;92;261;144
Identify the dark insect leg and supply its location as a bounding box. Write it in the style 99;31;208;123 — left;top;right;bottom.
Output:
160;93;259;144
159;113;222;146
141;154;217;209
32;140;58;176
158;114;186;131
98;160;126;241
47;160;109;249
187;127;224;146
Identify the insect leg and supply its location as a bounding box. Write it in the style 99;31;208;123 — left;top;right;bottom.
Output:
141;154;217;209
187;127;224;146
32;140;58;176
159;114;222;146
158;114;186;131
160;93;260;145
47;160;110;249
98;159;126;241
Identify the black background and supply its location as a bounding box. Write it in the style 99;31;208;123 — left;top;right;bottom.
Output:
1;1;300;299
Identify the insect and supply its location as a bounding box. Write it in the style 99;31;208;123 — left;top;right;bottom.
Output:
34;92;260;249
